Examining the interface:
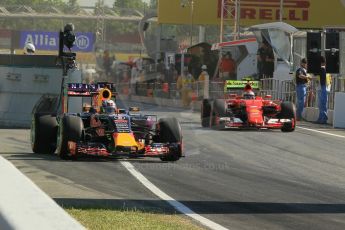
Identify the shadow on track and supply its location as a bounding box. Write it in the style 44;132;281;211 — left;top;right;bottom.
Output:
3;152;170;164
55;198;345;215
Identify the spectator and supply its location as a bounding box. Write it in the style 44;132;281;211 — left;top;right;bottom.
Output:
295;58;312;121
198;65;210;100
138;70;145;83
121;71;130;96
24;42;35;55
315;56;328;124
157;59;166;74
103;50;112;78
201;48;217;79
262;41;275;78
130;67;139;96
189;55;202;80
256;42;266;80
166;63;176;84
177;68;195;108
220;52;236;80
96;50;103;70
173;69;179;83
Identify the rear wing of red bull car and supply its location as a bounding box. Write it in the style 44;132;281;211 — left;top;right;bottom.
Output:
67;82;117;97
63;82;117;113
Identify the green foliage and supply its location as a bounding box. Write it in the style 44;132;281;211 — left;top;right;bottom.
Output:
2;0;65;6
113;0;147;9
0;0;149;35
149;0;157;9
64;0;81;14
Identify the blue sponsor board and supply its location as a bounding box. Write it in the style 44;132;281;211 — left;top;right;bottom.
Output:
20;31;94;52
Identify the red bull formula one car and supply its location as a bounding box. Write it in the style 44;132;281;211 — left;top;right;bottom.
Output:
201;81;296;132
31;82;183;161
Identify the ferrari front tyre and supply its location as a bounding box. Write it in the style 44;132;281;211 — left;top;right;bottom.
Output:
210;99;226;130
201;99;211;127
57;115;84;160
213;99;227;117
279;101;296;132
31;114;58;154
157;117;182;162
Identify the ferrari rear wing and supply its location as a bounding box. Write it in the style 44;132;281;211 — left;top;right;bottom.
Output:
224;80;260;92
67;82;117;97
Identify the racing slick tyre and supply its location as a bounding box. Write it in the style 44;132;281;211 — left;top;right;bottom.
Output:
201;99;211;127
211;99;226;130
279;101;296;132
157;117;182;162
57;115;84;160
31;114;58;154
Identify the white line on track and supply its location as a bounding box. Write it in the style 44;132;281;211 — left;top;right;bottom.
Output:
297;126;345;138
120;161;229;230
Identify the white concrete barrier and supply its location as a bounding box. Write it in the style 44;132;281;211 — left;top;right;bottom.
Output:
304;107;334;125
333;92;345;128
121;95;202;112
0;56;81;128
0;156;85;230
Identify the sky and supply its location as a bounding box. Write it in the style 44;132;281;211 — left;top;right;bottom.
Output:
76;0;150;7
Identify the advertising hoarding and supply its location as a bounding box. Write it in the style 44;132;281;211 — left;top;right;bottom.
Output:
20;31;95;52
158;0;345;29
0;29;11;49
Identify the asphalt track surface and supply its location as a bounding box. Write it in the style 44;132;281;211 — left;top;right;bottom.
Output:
1;101;345;230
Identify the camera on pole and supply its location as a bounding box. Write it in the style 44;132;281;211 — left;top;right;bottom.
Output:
58;23;77;75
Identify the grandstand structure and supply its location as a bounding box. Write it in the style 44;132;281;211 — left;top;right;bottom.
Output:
0;4;148;21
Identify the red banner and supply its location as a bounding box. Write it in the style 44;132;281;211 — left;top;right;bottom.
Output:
0;29;11;48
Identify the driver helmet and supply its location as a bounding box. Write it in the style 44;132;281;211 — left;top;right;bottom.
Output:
101;99;117;114
243;90;255;99
24;43;36;55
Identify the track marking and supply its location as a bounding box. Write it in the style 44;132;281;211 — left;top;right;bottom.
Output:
297;126;345;139
120;161;229;230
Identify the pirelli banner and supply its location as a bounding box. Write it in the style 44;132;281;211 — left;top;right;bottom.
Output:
158;0;345;29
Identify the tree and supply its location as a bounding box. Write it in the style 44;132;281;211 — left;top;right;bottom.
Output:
106;0;149;37
64;0;81;14
113;0;147;9
149;0;157;9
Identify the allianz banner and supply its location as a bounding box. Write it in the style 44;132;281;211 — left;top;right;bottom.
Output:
20;31;95;52
158;0;345;29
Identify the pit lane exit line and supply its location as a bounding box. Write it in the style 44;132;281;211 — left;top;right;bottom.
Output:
297;126;345;139
120;161;229;230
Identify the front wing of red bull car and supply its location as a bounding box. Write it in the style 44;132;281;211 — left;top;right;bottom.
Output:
201;80;296;132
59;112;183;161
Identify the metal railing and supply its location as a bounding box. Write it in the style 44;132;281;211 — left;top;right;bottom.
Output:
280;80;296;103
116;74;345;111
259;78;280;100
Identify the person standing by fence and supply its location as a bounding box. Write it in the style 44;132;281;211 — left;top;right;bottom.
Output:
198;65;210;100
295;58;312;121
256;42;265;80
177;68;195;108
258;40;275;79
315;56;328;124
220;52;237;80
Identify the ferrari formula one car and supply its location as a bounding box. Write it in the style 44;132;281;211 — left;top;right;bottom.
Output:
31;82;183;161
201;81;296;132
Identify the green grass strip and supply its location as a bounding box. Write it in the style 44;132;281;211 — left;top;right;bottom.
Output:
65;207;204;230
